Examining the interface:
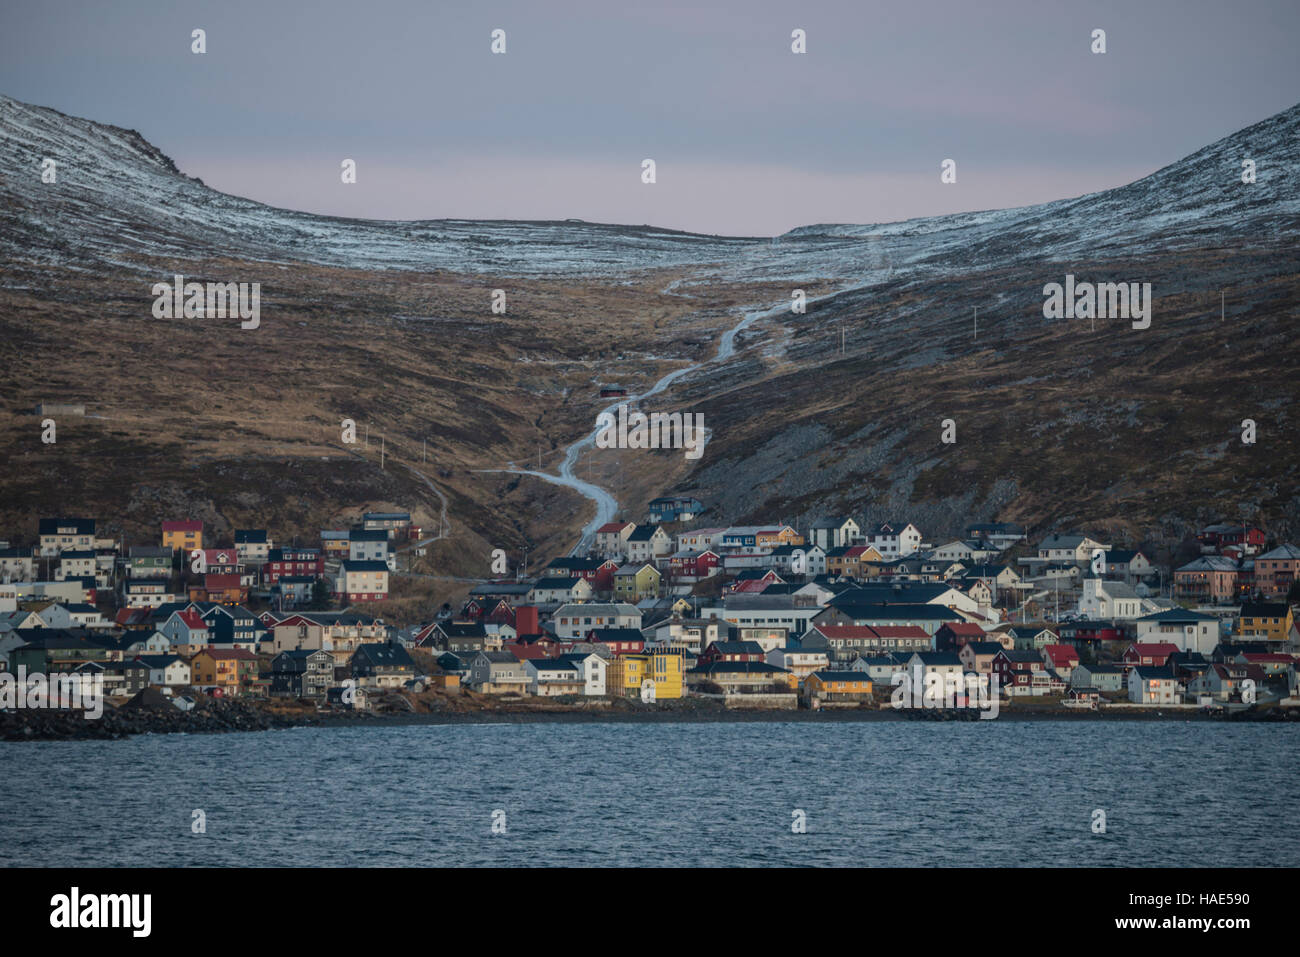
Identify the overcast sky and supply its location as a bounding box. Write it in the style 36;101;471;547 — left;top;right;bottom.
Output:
3;0;1298;235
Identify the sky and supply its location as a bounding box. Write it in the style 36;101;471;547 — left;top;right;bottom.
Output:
2;0;1298;236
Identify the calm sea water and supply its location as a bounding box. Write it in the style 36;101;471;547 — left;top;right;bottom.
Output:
1;720;1296;867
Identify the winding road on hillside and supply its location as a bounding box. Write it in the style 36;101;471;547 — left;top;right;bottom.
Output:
477;276;877;556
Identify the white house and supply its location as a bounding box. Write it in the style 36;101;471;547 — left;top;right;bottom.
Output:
674;528;727;552
1134;608;1218;655
808;518;860;551
559;652;607;695
234;529;272;566
1078;578;1147;620
595;522;637;559
525;658;585;696
137;654;192;689
905;651;965;698
551;603;641;640
768;646;829;679
769;544;827;577
348;529;390;563
625;525;672;564
867;522;923;558
1128;666;1180;705
930;541;976;562
528;577;593;604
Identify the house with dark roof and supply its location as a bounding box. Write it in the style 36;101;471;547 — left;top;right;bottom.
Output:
1069;662;1126;693
468;650;529;694
1128;666;1180;704
803;670;872;704
685;659;795;695
270;648;335;699
958;640;1007;674
350;642;416;687
698;640;765;664
1134;608;1218;655
646;496;705;524
38;517;96;556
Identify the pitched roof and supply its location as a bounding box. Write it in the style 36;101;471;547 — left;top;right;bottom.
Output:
1127;642;1179;657
1257;544;1300;560
354;642;414;667
810;670;870;682
1137;608;1214;623
1240;602;1289;618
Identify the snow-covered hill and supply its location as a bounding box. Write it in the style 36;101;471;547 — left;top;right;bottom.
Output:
3;93;1297;283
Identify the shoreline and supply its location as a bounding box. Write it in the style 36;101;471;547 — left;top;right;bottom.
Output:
4;699;1296;740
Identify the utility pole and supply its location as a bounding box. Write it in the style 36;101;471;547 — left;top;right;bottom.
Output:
365;424;369;448
422;438;426;463
380;435;385;471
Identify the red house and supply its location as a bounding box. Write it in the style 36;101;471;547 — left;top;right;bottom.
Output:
1042;643;1080;673
730;569;781;593
667;550;720;583
460;596;516;626
1197;524;1266;554
935;622;989;652
192;573;247;605
588;628;645;654
262;547;324;583
1122;642;1179;669
698;640;766;664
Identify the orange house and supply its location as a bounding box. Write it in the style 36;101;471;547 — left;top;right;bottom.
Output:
828;545;884;578
188;573;248;606
162;520;203;554
190;647;260;696
755;526;805;548
804;670;873;702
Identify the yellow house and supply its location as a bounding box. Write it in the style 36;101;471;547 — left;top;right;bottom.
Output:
608;649;683;699
1237;602;1294;643
804;671;872;699
190;647;259;696
161;520;203;553
613;563;661;602
755;526;804;548
828;545;884;578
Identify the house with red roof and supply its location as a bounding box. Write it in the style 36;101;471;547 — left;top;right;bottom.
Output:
115;606;154;631
190;646;260;696
666;549;721;583
809;623;932;663
159;608;210;654
595;521;637;559
1188;662;1267;702
1233;652;1297;678
1122;642;1179;669
189;573;247;605
1041;644;1080;680
934;621;989;652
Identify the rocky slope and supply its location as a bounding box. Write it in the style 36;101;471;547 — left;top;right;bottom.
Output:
2;93;1298;574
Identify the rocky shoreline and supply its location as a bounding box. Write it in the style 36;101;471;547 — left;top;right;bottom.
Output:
4;695;1298;740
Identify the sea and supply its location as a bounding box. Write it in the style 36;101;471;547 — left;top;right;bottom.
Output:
2;720;1296;867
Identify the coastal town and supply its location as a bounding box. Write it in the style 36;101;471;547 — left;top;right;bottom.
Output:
2;507;1299;727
